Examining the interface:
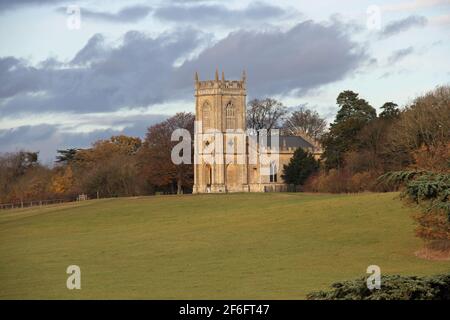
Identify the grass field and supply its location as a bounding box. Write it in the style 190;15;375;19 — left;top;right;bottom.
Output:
0;192;448;299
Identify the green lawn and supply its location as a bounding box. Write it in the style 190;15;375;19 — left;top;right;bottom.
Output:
0;192;447;299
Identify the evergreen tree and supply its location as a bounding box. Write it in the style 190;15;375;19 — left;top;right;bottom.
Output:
55;149;78;164
282;148;319;185
322;91;377;169
379;102;400;119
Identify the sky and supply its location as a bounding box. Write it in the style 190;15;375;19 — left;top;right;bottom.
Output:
0;0;449;163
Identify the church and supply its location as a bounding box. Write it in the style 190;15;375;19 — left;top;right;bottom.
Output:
193;71;322;194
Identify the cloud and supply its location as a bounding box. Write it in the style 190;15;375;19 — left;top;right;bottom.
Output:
0;124;56;145
0;1;151;23
154;2;291;26
177;20;368;97
387;46;415;64
0;57;43;98
0;19;367;117
70;34;107;65
380;15;428;38
0;17;370;161
0;124;112;163
0;113;168;163
0;29;204;116
0;0;67;12
0;0;152;23
378;69;410;79
430;14;450;26
55;5;152;23
382;0;450;12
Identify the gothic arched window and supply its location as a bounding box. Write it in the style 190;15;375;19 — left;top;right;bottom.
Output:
202;101;211;130
269;161;277;183
225;101;235;129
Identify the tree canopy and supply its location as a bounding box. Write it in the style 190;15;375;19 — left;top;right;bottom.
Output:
321;90;377;169
283;106;327;140
282;148;319;186
246;98;288;131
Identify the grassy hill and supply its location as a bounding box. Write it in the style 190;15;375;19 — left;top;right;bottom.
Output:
0;192;447;299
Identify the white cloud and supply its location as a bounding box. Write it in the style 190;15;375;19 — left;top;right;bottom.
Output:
381;0;450;12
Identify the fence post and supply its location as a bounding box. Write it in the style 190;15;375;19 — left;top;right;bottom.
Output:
0;198;74;211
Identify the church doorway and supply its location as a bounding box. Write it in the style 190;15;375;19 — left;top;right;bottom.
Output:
225;163;240;191
205;165;212;192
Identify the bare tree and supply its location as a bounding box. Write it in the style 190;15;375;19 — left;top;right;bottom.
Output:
246;98;288;131
283;106;327;140
385;85;450;167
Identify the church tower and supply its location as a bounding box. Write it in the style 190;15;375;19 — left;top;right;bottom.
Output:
193;70;249;193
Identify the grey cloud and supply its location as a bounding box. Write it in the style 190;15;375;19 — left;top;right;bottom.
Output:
0;0;66;12
0;124;56;145
0;56;21;72
0;18;369;160
55;5;152;23
177;20;368;98
379;71;392;79
154;2;289;25
0;114;168;163
0;29;204;116
387;46;414;64
0;124;113;164
0;1;151;23
380;15;427;38
0;57;43;98
171;0;216;2
83;5;151;23
71;34;107;65
0;20;368;117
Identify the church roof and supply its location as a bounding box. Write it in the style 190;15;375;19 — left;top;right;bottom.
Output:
280;135;315;149
265;135;316;150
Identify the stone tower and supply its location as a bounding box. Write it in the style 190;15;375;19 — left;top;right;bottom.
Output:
193;70;249;193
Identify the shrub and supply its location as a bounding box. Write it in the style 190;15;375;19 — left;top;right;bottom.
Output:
411;143;450;172
378;170;450;248
349;171;375;192
303;169;386;193
307;274;450;300
414;210;450;246
303;169;349;193
378;171;450;218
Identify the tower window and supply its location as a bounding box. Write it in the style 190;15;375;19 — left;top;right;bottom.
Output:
226;102;235;129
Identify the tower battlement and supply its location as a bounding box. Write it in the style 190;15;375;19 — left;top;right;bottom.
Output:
196;80;245;89
194;70;246;92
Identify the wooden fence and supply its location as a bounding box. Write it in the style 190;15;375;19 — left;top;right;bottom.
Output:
0;199;69;210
